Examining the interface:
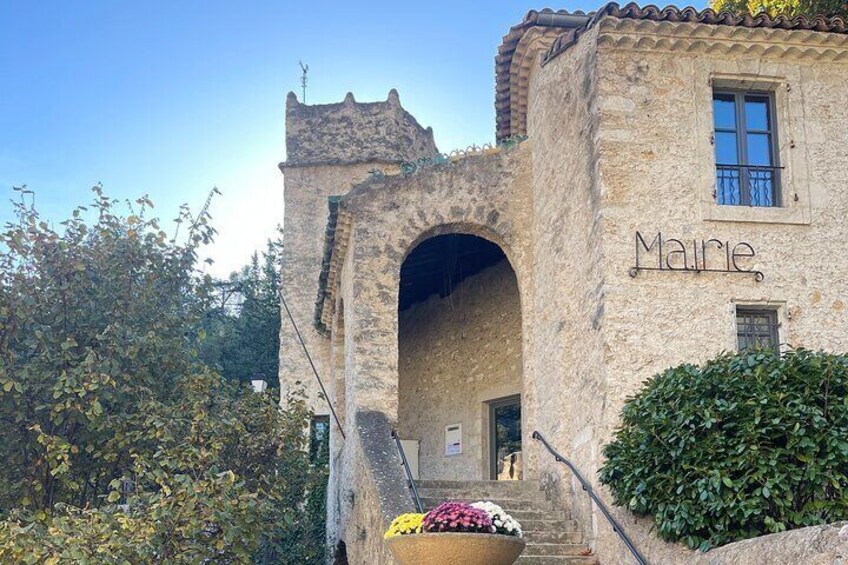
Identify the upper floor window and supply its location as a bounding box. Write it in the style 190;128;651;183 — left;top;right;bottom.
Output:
713;91;781;207
736;307;779;351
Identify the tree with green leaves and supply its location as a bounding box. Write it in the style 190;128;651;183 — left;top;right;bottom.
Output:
201;237;283;389
0;187;326;563
711;0;847;19
0;371;322;564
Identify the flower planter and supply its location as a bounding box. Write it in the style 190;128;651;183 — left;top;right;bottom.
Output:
385;532;525;565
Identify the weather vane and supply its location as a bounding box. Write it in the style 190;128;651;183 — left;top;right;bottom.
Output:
299;61;309;103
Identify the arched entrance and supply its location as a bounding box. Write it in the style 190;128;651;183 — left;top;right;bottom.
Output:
396;233;524;481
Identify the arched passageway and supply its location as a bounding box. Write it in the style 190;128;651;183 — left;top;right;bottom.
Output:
396;233;524;481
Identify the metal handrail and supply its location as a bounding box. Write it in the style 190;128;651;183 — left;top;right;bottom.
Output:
532;431;649;565
280;290;345;439
391;430;423;513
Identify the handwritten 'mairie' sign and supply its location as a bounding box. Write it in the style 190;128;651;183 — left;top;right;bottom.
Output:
629;231;763;282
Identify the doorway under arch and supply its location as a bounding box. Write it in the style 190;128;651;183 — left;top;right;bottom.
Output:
396;233;524;481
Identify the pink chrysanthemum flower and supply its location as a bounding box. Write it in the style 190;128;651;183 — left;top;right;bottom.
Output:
422;502;494;534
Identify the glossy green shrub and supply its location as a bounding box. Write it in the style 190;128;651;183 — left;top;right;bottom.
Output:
600;349;848;551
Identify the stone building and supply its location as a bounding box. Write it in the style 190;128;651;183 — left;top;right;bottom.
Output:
278;3;848;563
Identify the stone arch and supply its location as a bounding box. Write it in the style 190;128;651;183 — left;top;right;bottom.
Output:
401;222;517;270
341;151;534;456
396;221;529;320
395;227;526;481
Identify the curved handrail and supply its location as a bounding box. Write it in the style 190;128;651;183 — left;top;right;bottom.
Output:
532;431;649;565
391;430;423;513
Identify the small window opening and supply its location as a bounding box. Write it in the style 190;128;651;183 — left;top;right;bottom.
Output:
736;307;780;351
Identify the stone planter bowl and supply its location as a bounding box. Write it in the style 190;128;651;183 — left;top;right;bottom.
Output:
386;532;526;565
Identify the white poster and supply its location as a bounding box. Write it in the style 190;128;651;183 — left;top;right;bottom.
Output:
445;424;462;456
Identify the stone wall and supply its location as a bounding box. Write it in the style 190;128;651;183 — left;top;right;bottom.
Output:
526;16;848;565
526;21;621;557
702;522;848;565
398;260;523;481
338;411;415;565
590;19;848;564
278;163;375;416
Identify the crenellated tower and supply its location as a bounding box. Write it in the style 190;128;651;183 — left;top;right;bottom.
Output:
278;89;437;418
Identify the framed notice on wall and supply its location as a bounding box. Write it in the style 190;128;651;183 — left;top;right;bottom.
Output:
445;424;462;456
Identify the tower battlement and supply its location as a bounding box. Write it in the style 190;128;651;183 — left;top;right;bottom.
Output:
283;89;437;167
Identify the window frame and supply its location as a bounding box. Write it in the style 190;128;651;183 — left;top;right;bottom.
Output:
713;89;782;207
735;307;780;351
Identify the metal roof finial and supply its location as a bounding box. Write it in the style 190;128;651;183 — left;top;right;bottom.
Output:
299;60;309;103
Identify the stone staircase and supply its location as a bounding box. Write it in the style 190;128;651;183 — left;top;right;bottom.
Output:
416;480;598;564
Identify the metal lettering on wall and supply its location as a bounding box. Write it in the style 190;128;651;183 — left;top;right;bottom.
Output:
629;232;764;282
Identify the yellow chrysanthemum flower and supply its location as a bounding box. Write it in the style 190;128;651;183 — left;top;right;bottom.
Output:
384;513;425;538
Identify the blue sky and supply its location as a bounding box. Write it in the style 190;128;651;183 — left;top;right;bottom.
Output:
1;0;611;276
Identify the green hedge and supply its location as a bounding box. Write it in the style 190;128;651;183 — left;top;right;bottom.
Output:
600;349;848;550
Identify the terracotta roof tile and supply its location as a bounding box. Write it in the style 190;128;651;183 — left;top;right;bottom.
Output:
543;3;848;64
496;2;848;139
496;9;591;139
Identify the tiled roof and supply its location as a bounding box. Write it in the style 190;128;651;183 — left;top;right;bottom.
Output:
604;2;845;33
313;196;343;334
544;3;848;64
496;2;848;139
496;9;590;140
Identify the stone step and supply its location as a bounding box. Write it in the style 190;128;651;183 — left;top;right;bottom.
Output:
417;488;549;502
521;519;579;532
523;543;593;557
509;509;567;522
420;497;555;512
524;530;584;544
416;480;542;492
414;480;597;564
515;556;599;565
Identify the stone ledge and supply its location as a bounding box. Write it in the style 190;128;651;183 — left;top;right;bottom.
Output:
703;522;848;565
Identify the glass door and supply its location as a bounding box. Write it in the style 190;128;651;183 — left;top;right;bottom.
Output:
489;396;522;480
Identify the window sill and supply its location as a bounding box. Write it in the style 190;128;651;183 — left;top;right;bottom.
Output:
702;201;810;225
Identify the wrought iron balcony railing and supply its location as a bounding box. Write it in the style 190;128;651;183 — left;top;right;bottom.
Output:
715;164;782;207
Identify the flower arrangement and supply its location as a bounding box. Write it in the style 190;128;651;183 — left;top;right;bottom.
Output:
384;513;425;538
384;502;526;565
422;502;493;534
384;501;523;538
471;501;523;537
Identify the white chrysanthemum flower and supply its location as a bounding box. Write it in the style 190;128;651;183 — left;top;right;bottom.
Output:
471;500;523;538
